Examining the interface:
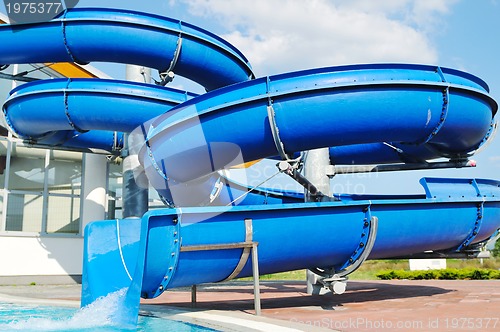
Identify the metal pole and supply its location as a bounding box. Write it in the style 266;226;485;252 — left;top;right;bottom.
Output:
122;65;150;218
331;159;476;175
304;148;330;294
191;285;197;308
303;148;331;202
251;243;261;316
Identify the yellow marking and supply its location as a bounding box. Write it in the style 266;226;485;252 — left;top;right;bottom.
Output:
231;159;261;169
1;18;97;79
46;63;97;78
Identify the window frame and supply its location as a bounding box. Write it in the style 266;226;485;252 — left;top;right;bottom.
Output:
0;136;84;238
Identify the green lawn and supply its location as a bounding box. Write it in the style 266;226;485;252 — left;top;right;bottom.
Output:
238;258;500;281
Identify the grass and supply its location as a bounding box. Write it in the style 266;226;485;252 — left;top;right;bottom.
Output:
377;268;500;280
447;257;500;269
349;259;410;280
375;258;500;280
237;258;500;281
238;269;306;281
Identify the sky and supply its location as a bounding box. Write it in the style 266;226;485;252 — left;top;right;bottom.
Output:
3;0;500;195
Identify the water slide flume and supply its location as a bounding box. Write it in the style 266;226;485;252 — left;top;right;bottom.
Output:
0;8;253;91
139;64;496;204
1;8;499;329
2;78;197;151
83;178;500;296
4;65;496;205
0;6;252;153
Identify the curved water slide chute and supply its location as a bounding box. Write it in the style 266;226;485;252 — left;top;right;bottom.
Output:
0;8;254;90
0;7;253;151
3;64;497;205
1;8;499;328
138;64;496;204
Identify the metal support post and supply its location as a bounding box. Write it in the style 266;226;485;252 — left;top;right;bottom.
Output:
303;148;331;202
122;65;151;218
303;148;331;295
179;218;260;315
251;243;261;316
191;285;197;308
327;159;477;177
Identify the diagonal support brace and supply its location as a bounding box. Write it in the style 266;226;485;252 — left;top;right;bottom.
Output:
159;33;183;86
277;160;326;199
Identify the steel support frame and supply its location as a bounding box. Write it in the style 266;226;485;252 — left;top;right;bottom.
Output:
181;218;262;315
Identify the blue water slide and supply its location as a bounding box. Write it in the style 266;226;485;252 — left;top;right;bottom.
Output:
2;8;500;329
140;64;497;197
2;77;304;204
2;78;196;144
0;8;254;91
8;65;496;206
83;177;500;302
0;9;496;170
330;142;460;165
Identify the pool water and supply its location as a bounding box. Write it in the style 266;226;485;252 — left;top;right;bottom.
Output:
0;292;216;331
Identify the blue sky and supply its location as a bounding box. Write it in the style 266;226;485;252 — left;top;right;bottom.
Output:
5;0;499;194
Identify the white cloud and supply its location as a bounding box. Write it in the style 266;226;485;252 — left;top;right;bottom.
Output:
179;0;458;76
406;0;458;33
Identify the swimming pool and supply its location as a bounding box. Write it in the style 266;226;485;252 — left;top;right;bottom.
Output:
0;297;216;331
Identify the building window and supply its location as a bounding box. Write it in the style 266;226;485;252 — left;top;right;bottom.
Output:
0;64;84;236
0;139;83;236
106;160;167;219
5;193;43;232
46;195;80;233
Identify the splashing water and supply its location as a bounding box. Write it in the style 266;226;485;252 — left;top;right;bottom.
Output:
0;289;212;331
0;288;127;331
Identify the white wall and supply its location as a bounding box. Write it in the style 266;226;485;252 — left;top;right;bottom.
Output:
0;236;83;276
0;154;108;282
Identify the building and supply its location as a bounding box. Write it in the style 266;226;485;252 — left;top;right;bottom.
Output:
0;14;167;283
0;62;165;284
0;60;114;284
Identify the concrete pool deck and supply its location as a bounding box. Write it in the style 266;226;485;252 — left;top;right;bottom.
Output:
1;279;499;331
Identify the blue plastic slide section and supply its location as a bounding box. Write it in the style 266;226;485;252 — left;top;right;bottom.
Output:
38;130;126;154
141;64;497;202
186;172;304;206
0;8;254;91
1;7;498;328
329;126;496;165
81;218;148;328
81;177;500;302
9;65;496;206
2;78;196;149
217;173;304;205
330;142;452;165
2;78;303;205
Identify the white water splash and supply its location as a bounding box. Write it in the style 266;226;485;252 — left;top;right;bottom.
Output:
2;288;129;331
